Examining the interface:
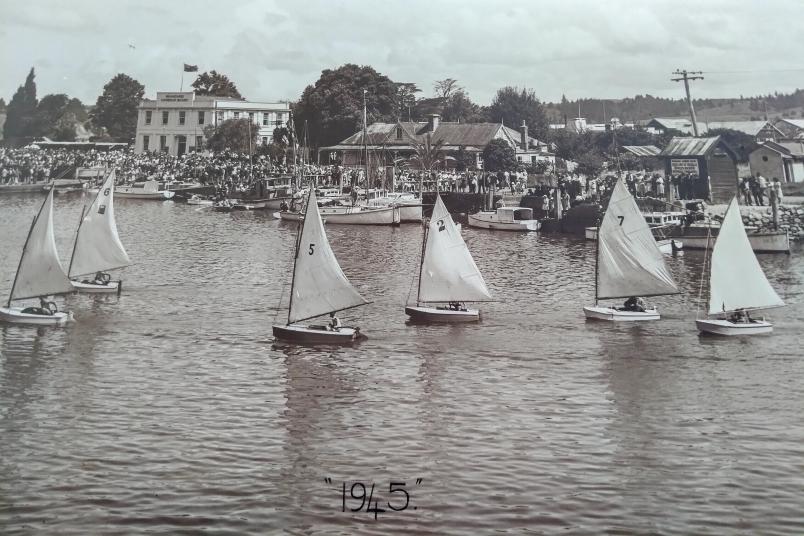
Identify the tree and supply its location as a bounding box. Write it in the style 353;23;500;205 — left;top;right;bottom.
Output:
706;128;757;163
433;78;462;99
488;86;549;140
294;64;398;151
394;82;420;121
4;68;38;141
90;73;145;141
481;139;516;172
441;90;485;123
454;145;476;171
191;71;243;99
204;118;258;153
0;98;6;111
576;152;605;177
410;133;446;194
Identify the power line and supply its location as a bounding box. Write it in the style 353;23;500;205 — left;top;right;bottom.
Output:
671;69;704;136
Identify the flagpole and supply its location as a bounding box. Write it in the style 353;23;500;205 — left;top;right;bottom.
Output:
180;71;184;92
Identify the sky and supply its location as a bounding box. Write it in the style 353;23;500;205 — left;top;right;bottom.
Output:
1;0;803;106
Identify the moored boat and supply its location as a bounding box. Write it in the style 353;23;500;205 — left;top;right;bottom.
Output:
675;223;789;253
116;180;175;200
319;205;401;225
467;207;540;231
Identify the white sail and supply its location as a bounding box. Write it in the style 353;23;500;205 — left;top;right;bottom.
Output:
288;190;368;323
69;169;131;277
418;195;492;303
597;177;678;299
708;197;784;315
9;189;74;301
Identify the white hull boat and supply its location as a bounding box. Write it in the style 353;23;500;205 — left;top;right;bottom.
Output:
187;195;214;206
468;207;541;231
583;305;660;321
70;279;121;294
319;205;400;225
678;229;789;253
0;306;72;326
272;323;365;344
116;180;175;200
695;318;773;336
404;305;480;323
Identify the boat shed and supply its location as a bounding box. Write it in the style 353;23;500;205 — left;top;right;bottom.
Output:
658;136;739;203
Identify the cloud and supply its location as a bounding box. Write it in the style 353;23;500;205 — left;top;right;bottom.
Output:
2;0;803;106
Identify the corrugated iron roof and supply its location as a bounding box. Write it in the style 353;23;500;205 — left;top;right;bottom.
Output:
622;145;661;157
335;121;543;149
659;137;721;157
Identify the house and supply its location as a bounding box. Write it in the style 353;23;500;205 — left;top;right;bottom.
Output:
621;145;662;171
319;114;553;170
771;118;804;141
749;140;804;183
658;136;739;203
644;117;769;139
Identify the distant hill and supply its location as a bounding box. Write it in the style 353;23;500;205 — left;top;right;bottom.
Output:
546;89;804;124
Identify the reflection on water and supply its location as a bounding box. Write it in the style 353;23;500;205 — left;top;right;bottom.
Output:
1;194;803;535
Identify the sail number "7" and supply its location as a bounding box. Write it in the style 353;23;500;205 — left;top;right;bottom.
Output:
617;216;625;226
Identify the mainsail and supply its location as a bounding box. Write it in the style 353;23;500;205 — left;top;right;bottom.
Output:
9;188;74;302
288;190;368;323
68;169;131;278
418;195;492;303
707;197;784;315
596;177;678;299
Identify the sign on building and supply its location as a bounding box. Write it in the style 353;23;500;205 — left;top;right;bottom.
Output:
670;158;700;175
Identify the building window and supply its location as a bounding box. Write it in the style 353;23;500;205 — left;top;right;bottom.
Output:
162;111;169;125
762;155;769;162
142;135;149;151
233;111;240;119
196;136;203;149
160;135;168;152
262;113;270;126
145;111;152;125
262;136;268;146
198;111;205;125
179;111;186;125
248;112;254;122
396;127;403;140
216;111;223;122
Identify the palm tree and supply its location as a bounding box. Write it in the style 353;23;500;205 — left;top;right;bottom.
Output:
409;132;445;196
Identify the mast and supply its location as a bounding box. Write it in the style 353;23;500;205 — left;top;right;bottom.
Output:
67;205;87;278
363;89;368;191
7;187;53;307
415;218;429;306
594;214;600;305
286;189;310;325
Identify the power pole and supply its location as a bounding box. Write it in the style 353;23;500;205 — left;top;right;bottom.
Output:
671;69;704;136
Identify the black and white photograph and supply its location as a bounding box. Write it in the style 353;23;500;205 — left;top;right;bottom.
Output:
1;0;802;534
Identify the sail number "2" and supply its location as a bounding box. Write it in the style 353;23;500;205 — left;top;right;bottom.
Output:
308;243;315;255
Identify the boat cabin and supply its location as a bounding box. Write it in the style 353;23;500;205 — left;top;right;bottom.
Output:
497;207;535;222
642;211;685;227
128;180;162;193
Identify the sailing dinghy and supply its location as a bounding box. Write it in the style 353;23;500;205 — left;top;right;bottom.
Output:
696;197;784;335
583;177;679;321
68;169;132;293
0;188;74;325
405;194;492;322
272;189;369;344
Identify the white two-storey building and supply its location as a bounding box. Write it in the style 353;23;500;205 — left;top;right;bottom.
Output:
134;92;291;156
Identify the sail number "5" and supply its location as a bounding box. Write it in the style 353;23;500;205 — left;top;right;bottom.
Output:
308;243;315;255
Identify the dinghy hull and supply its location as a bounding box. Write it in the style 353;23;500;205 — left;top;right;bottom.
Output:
272;324;366;344
0;307;73;326
696;318;773;336
583;305;660;321
405;305;480;323
71;280;120;294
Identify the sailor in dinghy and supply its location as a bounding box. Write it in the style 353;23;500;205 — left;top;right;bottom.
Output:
68;169;132;293
695;197;785;336
272;189;369;344
405;194;492;323
0;187;75;326
583;176;680;321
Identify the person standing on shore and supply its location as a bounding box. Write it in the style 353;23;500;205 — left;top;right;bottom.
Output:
757;173;768;206
741;177;753;205
656;175;665;198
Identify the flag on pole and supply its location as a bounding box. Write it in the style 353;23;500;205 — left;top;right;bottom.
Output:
183;64;198;72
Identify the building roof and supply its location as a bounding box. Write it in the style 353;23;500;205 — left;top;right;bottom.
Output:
646;117;694;134
659;136;736;158
647;117;770;136
333;120;544;150
622;145;661;157
757;140;804;158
